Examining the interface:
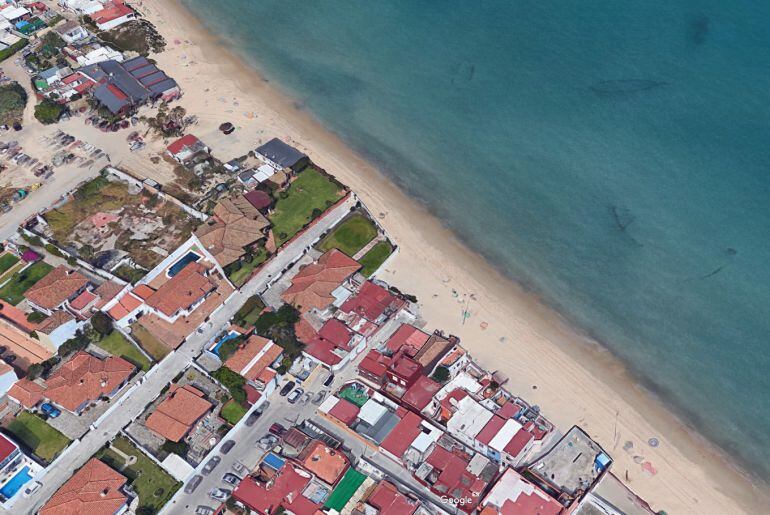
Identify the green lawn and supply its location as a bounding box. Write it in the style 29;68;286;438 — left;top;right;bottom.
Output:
318;213;378;257
227;247;268;287
220;399;248;425
130;324;171;361
358;241;394;276
269;168;345;246
97;331;153;371
7;411;71;463
97;435;180;514
0;252;19;275
0;261;53;305
234;295;266;327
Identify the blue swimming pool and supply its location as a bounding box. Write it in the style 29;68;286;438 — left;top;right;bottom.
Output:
0;466;32;499
167;251;201;277
210;331;239;356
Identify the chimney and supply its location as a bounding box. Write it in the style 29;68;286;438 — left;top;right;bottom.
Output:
100;487;110;497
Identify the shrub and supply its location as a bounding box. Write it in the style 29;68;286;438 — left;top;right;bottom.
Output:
44;243;63;257
34;99;66;125
431;366;450;383
91;312;113;337
211;367;247;406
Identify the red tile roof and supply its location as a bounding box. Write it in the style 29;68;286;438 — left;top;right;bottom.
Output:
426;445;486;509
367;481;419;515
145;262;215;317
0;299;37;333
299;440;349;485
234;466;316;515
107;292;142;321
281;249;360;313
328;398;359;425
304;337;343;366
0;433;17;464
131;284;155;300
24;265;89;311
402;375;441;412
92;0;133;25
317;318;353;350
93;281;124;310
167;134;201;155
476;415;507;446
497;401;521;419
7;378;45;408
385;324;430;354
503;428;534;458
45;351;134;412
340;281;401;321
225;335;282;382
380;411;423;457
69;290;96;311
357;349;391;382
145;384;213;442
39;458;127;515
36;310;76;335
243;189;273;211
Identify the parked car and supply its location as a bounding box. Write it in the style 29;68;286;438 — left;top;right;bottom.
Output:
40;403;61;418
269;423;286;436
279;381;295;396
195;506;215;515
209;488;231;502
202;456;221;476
184;475;203;494
323;372;335;387
222;473;241;486
287;388;303;404
220;440;235;454
245;410;261;427
231;460;246;475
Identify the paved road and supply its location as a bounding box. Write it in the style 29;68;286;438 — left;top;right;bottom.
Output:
4;195;357;515
165;311;404;513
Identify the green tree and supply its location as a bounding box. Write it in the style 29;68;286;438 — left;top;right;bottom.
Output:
34;99;65;125
431;366;450;383
90;312;113;337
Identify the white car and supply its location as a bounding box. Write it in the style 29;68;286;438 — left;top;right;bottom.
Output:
209;488;231;502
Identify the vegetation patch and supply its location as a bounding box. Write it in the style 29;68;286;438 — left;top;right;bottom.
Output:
130;324;171;361
0;38;28;63
0;83;27;125
6;411;71;463
96;331;153;371
91;18;165;55
233;295;266;327
212;367;247;406
34;98;66;125
225;247;268;287
318;213;378;257
0;252;19;275
358;241;394;277
269;168;345;246
220;399;248;425
0;261;53;305
97;435;181;514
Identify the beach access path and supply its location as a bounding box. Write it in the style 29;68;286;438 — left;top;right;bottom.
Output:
5;195;357;515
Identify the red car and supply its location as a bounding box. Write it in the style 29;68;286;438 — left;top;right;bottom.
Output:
269;423;286;436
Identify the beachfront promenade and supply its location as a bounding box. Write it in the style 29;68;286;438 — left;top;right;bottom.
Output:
3;195;357;515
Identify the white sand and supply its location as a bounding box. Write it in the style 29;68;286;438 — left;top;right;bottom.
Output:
110;2;770;512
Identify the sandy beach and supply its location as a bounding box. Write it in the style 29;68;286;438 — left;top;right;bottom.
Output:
119;1;770;512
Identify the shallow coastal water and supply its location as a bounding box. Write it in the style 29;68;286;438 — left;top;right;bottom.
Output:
182;0;770;479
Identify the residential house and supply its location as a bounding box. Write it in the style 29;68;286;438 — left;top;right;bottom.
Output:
91;0;135;31
357;349;392;387
141;262;217;324
55;20;88;44
39;458;129;515
233;459;322;515
0;360;17;399
35;310;80;350
166;134;209;165
0;302;55;370
7;378;46;409
364;481;421;515
38;351;134;414
145;384;213;442
224;334;282;391
255;137;309;172
478;468;562;515
301;318;365;371
297;440;349;486
281;249;361;314
243;189;273;214
23;265;90;316
194;195;270;268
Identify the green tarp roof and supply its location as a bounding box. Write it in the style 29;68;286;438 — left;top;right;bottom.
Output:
324;468;366;511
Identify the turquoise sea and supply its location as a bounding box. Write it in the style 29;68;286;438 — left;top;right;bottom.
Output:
182;0;770;479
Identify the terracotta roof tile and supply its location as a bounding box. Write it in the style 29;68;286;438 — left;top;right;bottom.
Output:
36;310;76;335
45;351;134;412
281;250;360;312
195;195;270;267
39;458;127;515
93;281;124;310
7;378;45;408
24;265;89;311
145;262;215;317
298;440;349;486
145;384;212;441
0;299;37;333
